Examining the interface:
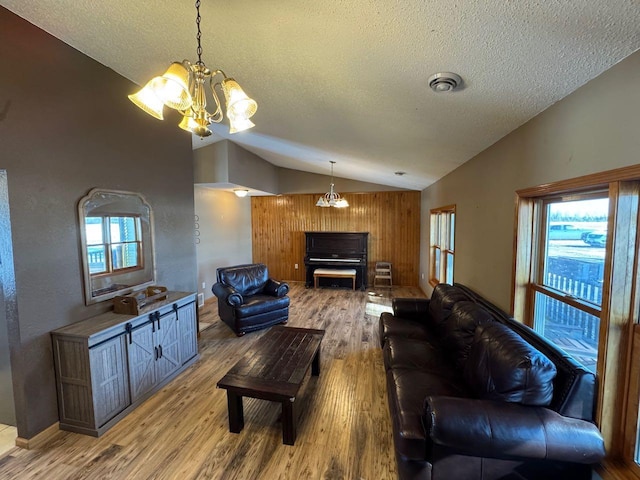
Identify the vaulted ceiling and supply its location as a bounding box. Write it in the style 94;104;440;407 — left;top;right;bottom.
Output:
3;1;639;189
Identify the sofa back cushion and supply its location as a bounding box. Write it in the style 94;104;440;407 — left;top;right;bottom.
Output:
454;282;598;420
441;301;494;369
217;263;269;296
464;322;557;406
428;284;470;331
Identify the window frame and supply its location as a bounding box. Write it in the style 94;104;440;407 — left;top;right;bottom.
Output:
526;191;608;372
429;204;456;286
85;214;144;278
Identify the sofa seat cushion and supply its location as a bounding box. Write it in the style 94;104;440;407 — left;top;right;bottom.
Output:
383;337;458;377
234;294;290;319
379;312;430;346
464;322;557;406
386;368;469;460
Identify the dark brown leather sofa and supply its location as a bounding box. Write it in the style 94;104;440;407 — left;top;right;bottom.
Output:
379;283;605;480
212;263;290;336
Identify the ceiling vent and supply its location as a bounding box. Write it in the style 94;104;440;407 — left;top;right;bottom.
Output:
428;72;462;93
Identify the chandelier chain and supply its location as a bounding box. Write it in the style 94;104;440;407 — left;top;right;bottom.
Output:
195;0;203;66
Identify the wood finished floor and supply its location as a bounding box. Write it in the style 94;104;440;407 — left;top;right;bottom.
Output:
0;282;425;480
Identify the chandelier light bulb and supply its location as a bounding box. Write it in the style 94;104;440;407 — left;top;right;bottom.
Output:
222;78;258;120
152;62;192;110
128;80;165;120
229;116;255;134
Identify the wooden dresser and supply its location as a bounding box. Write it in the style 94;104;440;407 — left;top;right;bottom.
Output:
51;291;198;437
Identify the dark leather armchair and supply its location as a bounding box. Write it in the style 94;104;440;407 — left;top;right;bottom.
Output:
211;263;290;336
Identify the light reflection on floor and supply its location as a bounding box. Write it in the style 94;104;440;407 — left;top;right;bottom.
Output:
364;301;393;317
0;424;16;458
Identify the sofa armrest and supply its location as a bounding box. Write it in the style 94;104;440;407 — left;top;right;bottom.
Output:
212;283;244;307
424;396;605;464
264;278;289;297
392;298;430;321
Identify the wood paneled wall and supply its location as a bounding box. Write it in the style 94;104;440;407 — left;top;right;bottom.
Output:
251;191;421;286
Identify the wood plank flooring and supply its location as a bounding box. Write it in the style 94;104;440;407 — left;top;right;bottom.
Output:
0;283;425;480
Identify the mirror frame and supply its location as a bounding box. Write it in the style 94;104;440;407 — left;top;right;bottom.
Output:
78;188;156;305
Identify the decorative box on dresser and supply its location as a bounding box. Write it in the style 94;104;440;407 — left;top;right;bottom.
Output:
51;292;198;437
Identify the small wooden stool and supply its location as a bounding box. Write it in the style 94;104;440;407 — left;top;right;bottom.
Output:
313;268;357;290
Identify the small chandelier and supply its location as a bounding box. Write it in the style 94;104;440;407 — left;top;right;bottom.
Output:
128;0;257;138
316;161;349;208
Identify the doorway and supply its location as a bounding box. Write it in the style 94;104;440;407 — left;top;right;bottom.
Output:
0;169;16;427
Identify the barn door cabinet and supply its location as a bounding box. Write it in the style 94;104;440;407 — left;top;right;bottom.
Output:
51;292;198;437
127;308;182;402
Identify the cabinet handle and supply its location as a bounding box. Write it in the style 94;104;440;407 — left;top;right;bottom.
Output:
156;311;161;330
125;323;133;344
159;344;163;358
154;346;158;361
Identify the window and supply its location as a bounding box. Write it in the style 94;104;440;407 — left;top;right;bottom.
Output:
85;215;143;276
513;166;640;479
430;205;455;285
530;194;608;372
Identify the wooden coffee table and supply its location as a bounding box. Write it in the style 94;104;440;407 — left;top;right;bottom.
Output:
216;326;325;445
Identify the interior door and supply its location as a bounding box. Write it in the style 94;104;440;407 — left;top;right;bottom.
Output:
0;170;16;425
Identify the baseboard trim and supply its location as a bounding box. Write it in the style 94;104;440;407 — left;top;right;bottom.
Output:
15;422;61;450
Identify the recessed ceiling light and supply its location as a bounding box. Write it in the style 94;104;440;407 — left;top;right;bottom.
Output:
428;72;463;93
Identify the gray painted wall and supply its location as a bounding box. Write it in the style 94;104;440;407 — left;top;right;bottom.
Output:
1;8;197;438
227;142;280;193
420;50;640;310
194;141;407;194
277;167;405;194
194;141;279;193
194;187;253;301
193;142;230;184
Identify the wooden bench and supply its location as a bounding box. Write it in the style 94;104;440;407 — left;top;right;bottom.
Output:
313;268;357;290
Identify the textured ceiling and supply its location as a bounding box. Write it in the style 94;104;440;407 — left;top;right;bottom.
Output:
3;1;639;189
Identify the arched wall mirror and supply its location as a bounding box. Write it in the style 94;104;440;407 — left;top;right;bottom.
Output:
78;188;156;305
